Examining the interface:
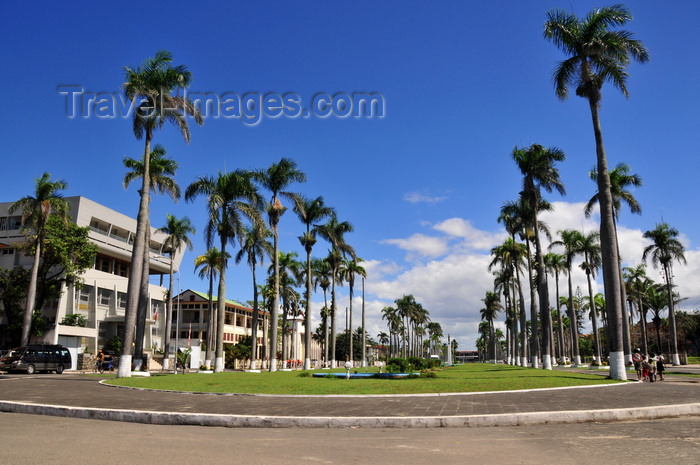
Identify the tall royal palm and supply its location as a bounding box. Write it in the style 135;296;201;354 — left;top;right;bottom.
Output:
578;231;602;365
480;291;503;363
545;4;649;379
235;223;272;370
157;215;195;370
642;223;686;365
550;229;585;365
316;217;355;367
194;247;227;367
498;202;530;366
623;263;650;355
119;50;202;378
10;172;70;347
512;143;566;369
338;257;366;365
585;162;643;364
185;170;263;372
273;251;303;366
252;158;306;371
123;144;180;367
312;257;333;364
544;252;567;362
292;195;335;369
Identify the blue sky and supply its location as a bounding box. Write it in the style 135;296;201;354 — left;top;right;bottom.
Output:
2;1;699;351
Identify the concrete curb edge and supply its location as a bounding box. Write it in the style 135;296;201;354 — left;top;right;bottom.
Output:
1;401;698;428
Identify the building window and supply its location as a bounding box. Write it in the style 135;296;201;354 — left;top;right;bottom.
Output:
98;288;113;306
79;285;93;303
117;292;127;309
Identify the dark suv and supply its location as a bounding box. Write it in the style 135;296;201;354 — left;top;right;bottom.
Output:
0;345;72;374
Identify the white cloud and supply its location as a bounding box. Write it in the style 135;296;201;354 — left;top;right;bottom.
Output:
381;233;449;259
403;192;447;204
433;218;504;251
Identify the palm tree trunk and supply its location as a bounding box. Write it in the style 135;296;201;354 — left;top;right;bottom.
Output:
533;218;552;370
303;248;312;370
134;225;150;369
555;272;565;363
567;269;581;365
281;295;288;367
205;273;214;367
269;226;280;372
348;282;354;365
250;263;259;370
215;236;227;372
361;277;366;367
586;273;602;365
515;265;527;366
163;256;174;371
119;133;152;378
612;217;633;365
664;264;680;365
588;100;625;380
20;242;42;347
330;273;337;368
525;238;539;368
639;302;648;356
323;289;329;366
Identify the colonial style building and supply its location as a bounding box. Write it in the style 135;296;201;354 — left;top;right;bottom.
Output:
0;196;183;369
172;289;266;358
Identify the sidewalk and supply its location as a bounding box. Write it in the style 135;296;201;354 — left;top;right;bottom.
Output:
0;369;698;428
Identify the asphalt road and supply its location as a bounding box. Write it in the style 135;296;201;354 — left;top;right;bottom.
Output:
1;413;698;465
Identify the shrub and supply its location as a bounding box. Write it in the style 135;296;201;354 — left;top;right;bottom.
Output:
60;313;87;327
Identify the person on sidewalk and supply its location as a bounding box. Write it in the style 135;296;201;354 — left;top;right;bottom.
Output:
632;349;643;381
656;354;665;381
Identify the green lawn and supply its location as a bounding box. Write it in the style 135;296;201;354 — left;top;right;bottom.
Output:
104;364;622;395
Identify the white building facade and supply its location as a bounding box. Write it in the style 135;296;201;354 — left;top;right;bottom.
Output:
0;196;183;369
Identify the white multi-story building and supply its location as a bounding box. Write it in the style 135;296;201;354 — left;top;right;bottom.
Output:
0;196;183;369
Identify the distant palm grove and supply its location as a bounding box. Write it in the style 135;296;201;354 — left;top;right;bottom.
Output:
478;5;698;378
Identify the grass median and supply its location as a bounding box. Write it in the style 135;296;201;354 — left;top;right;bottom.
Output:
104;364;622;395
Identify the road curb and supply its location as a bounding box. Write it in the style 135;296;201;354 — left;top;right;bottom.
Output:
1;400;698;428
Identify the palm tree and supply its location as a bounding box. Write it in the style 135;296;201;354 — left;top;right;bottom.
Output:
550;229;585;365
512;144;566;369
193;247;228;366
585;162;643;364
273;251;303;366
157;215;195;370
381;305;400;358
643;223;686;365
497;204;530;366
578;231;602;364
185;170;263;372
252;158;307;371
644;282;670;353
9;172;70;347
312;257;333;365
623;263;650;355
480;291;503;363
122;144;181;367
338;257;366;365
119;50;203;377
291;195;335;369
316;217;355;367
544;252;567;363
545;4;649;380
377;331;390;361
235;223;272;370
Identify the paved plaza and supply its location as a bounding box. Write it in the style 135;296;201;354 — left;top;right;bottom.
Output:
0;367;698;428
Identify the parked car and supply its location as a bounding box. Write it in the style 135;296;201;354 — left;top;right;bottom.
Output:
0;345;71;374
